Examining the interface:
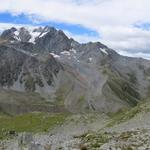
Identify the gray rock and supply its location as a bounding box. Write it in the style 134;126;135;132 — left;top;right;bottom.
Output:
18;132;33;146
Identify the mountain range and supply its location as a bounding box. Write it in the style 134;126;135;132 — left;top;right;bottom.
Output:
0;26;150;115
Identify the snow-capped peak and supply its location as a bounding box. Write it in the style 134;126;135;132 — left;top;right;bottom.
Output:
29;31;41;44
13;30;21;41
29;27;49;43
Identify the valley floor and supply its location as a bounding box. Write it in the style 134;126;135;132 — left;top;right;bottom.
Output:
1;100;150;150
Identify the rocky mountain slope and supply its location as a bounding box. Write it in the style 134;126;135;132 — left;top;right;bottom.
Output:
0;26;150;114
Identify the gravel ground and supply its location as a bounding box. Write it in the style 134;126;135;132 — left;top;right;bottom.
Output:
1;110;150;150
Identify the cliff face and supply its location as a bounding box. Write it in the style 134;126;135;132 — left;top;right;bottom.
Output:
0;26;150;114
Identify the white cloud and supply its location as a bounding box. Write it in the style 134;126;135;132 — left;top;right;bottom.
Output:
1;0;150;28
0;23;38;33
64;30;100;43
0;0;150;59
0;22;34;29
118;50;150;60
100;26;150;53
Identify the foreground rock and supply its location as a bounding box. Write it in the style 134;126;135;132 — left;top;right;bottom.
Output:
1;105;150;150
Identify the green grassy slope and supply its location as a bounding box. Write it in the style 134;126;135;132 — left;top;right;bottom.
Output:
0;112;68;140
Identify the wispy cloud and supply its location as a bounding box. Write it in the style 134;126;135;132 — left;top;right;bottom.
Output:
0;22;37;33
0;0;150;59
64;30;100;43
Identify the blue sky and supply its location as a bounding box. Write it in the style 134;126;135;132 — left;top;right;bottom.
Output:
0;13;32;24
0;12;98;36
134;22;150;31
0;0;150;59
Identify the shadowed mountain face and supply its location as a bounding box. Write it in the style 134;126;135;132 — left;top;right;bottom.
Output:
0;26;150;114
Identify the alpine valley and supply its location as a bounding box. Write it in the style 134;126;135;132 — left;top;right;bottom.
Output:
1;26;150;150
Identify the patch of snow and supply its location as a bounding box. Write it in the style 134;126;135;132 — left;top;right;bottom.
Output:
28;27;49;41
60;51;71;56
14;35;21;41
14;37;20;41
13;30;21;41
29;31;41;44
88;57;93;62
39;31;48;38
31;53;38;57
73;56;77;59
10;41;15;43
14;30;19;36
70;49;77;54
50;53;60;58
100;48;108;55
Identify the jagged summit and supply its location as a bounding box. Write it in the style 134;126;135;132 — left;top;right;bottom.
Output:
0;26;115;61
0;26;69;43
